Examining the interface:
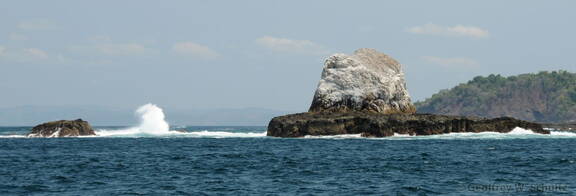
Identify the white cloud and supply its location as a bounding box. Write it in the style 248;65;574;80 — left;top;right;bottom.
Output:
407;23;489;38
255;36;329;55
25;48;49;59
0;46;50;62
68;36;151;56
53;53;104;65
172;42;220;59
422;56;479;68
9;33;29;41
95;43;148;56
88;35;113;42
18;19;56;31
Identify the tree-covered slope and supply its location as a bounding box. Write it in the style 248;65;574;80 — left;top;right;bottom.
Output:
415;71;576;123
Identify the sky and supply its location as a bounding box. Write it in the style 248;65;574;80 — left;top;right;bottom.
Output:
1;0;575;112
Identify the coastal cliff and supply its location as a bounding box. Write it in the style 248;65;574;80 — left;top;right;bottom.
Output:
267;49;545;137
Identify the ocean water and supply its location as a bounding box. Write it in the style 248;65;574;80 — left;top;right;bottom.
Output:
1;126;576;195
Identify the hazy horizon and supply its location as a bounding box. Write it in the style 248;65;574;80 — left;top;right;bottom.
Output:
2;1;576;114
0;105;297;126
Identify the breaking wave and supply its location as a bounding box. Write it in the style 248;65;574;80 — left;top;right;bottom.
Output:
301;128;576;140
92;103;267;138
376;127;576;140
94;103;174;137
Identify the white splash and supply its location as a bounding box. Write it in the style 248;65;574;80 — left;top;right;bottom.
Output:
93;103;268;138
508;127;538;135
96;103;173;136
135;103;170;134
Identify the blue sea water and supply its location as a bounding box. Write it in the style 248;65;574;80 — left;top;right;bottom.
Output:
1;126;576;195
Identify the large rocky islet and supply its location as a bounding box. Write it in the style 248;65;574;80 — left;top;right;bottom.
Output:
267;48;546;137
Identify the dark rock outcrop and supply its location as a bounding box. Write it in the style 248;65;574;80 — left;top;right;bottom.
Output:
267;112;547;137
28;119;96;137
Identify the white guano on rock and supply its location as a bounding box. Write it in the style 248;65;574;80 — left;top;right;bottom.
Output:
309;48;415;114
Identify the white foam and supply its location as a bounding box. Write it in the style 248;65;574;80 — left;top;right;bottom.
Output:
550;131;576;136
93;129;267;138
187;130;267;138
303;134;363;139
94;127;145;137
507;127;537;134
0;135;27;138
393;133;411;137
299;127;545;140
378;127;576;140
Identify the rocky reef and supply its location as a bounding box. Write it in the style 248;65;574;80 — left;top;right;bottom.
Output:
28;119;95;137
267;112;547;137
267;48;546;137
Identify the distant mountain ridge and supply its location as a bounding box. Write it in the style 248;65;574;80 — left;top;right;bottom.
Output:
415;71;576;123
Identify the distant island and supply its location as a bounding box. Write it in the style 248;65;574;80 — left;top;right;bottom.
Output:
416;71;576;124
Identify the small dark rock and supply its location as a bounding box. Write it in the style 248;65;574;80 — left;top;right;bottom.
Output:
28;119;96;137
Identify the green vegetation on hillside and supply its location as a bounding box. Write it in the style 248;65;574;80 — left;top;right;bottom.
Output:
415;70;576;123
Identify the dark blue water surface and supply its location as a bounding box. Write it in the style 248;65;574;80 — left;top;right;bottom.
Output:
1;126;575;195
